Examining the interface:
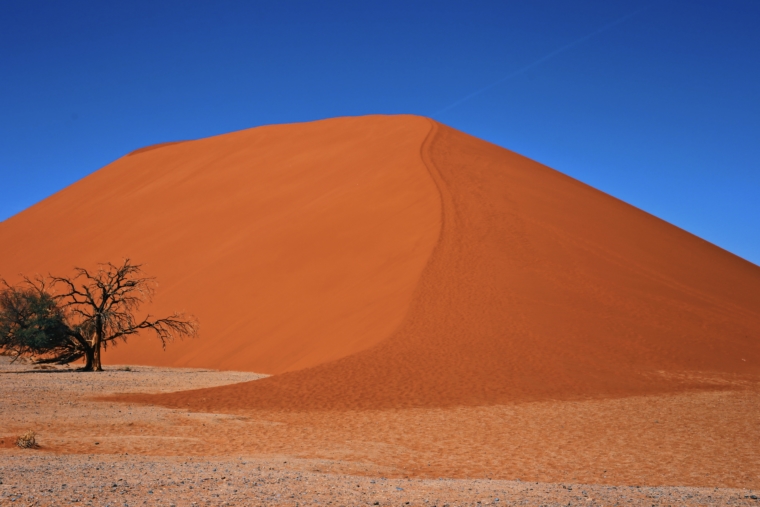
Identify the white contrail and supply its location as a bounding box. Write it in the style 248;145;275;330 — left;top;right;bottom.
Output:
434;10;643;116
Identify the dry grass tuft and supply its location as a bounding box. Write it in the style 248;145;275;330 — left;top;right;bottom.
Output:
16;430;37;449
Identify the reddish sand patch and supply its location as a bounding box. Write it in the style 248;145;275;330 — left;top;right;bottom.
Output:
2;358;759;490
0;437;18;449
0;115;440;374
133;119;760;412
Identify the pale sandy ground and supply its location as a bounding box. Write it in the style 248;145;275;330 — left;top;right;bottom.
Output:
3;454;759;507
2;357;760;506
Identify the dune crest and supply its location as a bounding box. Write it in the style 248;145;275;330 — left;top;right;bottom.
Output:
2;115;759;410
135;118;760;411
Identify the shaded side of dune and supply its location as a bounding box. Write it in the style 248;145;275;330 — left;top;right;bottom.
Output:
123;119;760;411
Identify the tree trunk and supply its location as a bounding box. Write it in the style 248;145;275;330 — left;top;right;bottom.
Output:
91;329;103;371
92;340;102;371
91;314;104;371
69;331;94;371
82;346;94;371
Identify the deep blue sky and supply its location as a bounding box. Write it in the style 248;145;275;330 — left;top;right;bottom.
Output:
2;1;759;264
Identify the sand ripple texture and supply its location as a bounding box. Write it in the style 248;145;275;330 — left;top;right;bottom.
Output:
2;358;760;506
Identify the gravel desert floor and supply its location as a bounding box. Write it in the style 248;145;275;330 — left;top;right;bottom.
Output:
2;356;759;506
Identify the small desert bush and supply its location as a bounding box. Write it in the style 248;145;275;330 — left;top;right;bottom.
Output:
16;430;37;449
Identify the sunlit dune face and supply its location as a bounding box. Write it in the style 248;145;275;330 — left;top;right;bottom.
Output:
1;115;759;412
0;115;441;374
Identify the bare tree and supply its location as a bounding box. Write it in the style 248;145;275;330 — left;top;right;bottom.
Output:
0;260;197;371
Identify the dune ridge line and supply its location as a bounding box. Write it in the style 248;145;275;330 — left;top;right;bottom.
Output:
113;116;760;413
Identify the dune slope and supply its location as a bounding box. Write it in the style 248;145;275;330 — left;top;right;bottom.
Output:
2;115;759;410
138;119;760;411
0;115;441;374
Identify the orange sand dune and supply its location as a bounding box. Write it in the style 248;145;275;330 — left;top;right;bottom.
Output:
2;115;760;411
134;118;760;411
0;115;440;373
